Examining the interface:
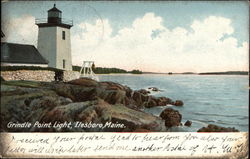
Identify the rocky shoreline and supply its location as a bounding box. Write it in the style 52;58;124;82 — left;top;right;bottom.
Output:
0;78;239;132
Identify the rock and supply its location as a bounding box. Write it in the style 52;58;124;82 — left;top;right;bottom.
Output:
143;96;174;108
98;89;127;105
174;100;184;106
51;80;173;109
1;80;178;132
0;76;5;81
40;99;166;132
184;120;192;127
99;81;133;98
100;81;131;91
0;85;71;131
169;101;175;105
144;96;158;108
132;91;143;107
157;97;173;106
67;78;99;87
148;87;159;92
50;81;128;105
1;80;166;132
132;91;174;108
148;99;158;107
137;89;150;95
140;94;149;103
160;108;182;127
197;124;239;132
2;80;174;110
51;82;98;102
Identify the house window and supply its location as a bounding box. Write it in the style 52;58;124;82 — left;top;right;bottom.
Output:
63;59;66;69
62;31;65;40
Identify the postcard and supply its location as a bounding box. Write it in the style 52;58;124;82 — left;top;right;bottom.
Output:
0;0;249;158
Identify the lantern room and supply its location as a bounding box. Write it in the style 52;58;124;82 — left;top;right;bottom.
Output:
47;4;62;24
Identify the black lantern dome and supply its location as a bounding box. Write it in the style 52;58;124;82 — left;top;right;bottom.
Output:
48;4;62;23
35;4;73;29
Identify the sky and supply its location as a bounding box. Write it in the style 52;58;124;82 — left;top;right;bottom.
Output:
1;1;249;73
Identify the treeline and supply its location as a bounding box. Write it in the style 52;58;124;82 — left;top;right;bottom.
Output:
94;67;127;74
129;69;143;74
73;66;142;74
199;71;248;75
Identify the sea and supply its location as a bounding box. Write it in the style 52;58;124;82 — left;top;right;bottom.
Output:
98;74;249;132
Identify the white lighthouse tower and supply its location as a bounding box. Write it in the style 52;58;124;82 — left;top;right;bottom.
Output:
36;4;73;70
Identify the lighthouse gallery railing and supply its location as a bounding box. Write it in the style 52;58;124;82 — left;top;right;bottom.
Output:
35;18;73;26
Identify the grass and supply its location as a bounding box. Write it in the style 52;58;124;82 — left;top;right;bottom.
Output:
1;80;43;88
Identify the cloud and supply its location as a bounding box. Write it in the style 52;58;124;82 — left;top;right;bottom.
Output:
72;13;248;72
2;13;248;73
190;16;234;41
2;15;38;45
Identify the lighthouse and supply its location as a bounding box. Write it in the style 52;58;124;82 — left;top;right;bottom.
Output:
36;4;73;70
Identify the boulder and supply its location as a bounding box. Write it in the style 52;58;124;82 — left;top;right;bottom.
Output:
99;81;125;90
99;81;133;100
140;94;149;103
67;78;99;87
98;89;127;105
144;96;158;108
51;80;173;109
99;81;132;96
0;84;72;132
148;87;159;92
40;99;166;132
160;108;182;127
1;81;166;132
197;124;239;132
137;89;150;95
132;91;144;108
157;97;173;106
143;96;174;108
174;100;184;106
184;120;192;127
1;80;176;132
51;82;98;102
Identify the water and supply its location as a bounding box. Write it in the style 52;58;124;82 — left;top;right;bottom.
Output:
98;74;249;132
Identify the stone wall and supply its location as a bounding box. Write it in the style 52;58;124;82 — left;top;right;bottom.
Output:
1;70;80;82
1;70;55;82
63;70;80;82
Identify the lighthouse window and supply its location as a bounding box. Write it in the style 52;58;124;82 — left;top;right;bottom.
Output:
63;59;66;68
62;31;65;40
48;11;61;18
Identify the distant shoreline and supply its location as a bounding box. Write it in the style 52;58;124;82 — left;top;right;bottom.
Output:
198;71;248;75
1;66;248;76
142;71;248;76
97;73;248;76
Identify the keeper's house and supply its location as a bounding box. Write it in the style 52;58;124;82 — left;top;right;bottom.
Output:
1;42;48;67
